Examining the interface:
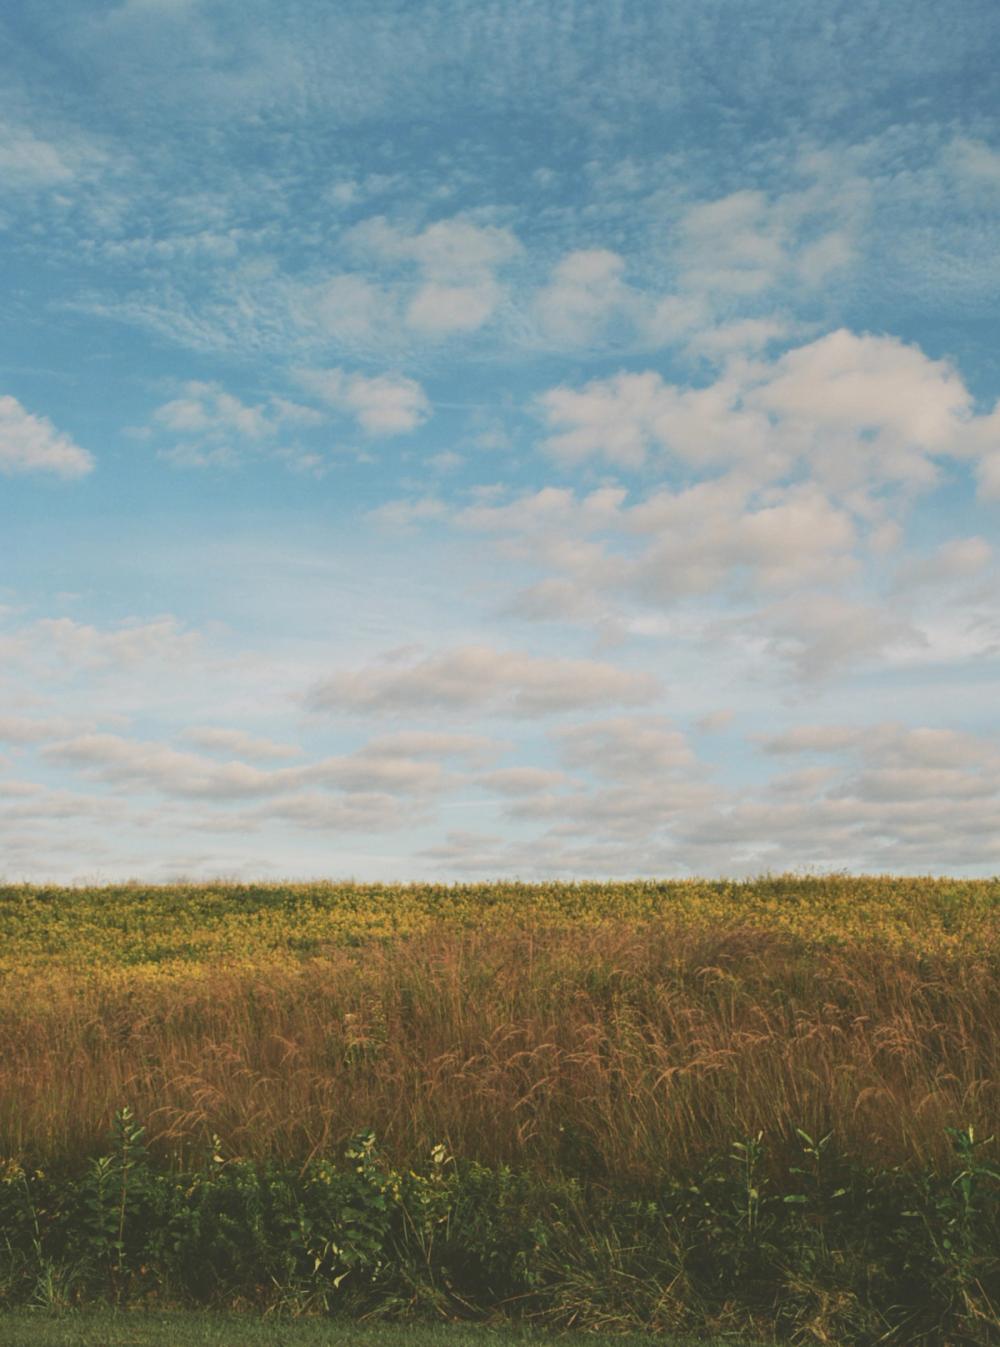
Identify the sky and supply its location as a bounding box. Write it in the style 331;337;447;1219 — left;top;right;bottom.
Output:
2;0;1000;883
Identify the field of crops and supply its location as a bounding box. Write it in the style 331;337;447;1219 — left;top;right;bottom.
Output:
1;876;998;1343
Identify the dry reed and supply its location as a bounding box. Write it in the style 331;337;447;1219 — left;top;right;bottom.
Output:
2;916;997;1181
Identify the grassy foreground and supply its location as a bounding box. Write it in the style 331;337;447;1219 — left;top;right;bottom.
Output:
0;1311;773;1347
1;877;997;1344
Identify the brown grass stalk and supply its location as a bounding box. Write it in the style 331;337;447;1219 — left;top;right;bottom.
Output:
2;920;997;1180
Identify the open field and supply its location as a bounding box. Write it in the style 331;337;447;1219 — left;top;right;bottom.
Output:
1;875;997;1174
1;877;998;1344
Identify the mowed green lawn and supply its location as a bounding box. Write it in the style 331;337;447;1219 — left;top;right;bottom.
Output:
0;1312;777;1347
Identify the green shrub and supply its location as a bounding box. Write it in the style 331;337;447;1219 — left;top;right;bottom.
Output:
2;1116;998;1345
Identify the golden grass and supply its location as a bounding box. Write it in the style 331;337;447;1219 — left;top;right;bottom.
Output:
1;875;997;1181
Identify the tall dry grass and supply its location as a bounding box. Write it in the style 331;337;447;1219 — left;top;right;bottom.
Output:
3;918;997;1181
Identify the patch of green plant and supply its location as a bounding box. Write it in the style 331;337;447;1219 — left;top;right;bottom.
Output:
1;1114;997;1346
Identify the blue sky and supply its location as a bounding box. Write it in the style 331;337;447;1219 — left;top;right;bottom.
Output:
3;0;1000;881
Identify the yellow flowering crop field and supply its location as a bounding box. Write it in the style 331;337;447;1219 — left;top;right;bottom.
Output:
1;873;996;986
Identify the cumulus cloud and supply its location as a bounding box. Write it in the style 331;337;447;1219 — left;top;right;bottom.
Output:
697;709;734;733
350;215;520;278
154;382;271;439
0;615;201;675
368;495;448;529
553;716;696;780
43;733;296;800
533;249;632;343
301;274;394;343
419;830;511;872
41;730;470;805
950;137;1000;189
673;182;861;300
361;731;503;764
297;368;430;435
183;727;303;761
149;381;325;468
477;767;570;795
760;722;1000;771
0;715;90;745
748;594;927;681
379;464;995;688
627;479;858;598
419;718;1000;879
346;214;521;335
892;537;993;592
311;750;451;796
0;396;94;478
0;121;107;188
536;330;990;498
305;645;660;717
449;476;859;620
408;280;500;334
455;484;626;537
250;791;418;833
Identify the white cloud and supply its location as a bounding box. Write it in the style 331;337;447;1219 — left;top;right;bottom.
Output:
43;733;295;800
537;329;990;500
760;725;865;755
697;709;734;733
0;615;201;675
369;496;448;528
361;730;503;764
760;722;999;771
311;750;451;796
0;715;90;745
154;382;270;439
960;403;1000;499
950;137;1000;190
536;328;1000;511
298;368;430;435
455;485;626;537
0;122;105;188
184;727;303;761
0;779;44;798
304;274;396;343
350;215;520;279
451;476;858;616
505;577;608;624
892;537;993;592
748;594;926;681
251;791;417;833
37;723;496;814
672;179;862;300
149;382;326;469
417;718;1000;879
533;249;631;343
478;767;570;795
749;330;971;491
419;830;510;872
685;317;793;359
407;280;499;334
539;370;672;468
627;479;858;598
305;645;660;717
553;716;696;780
0;396;94;478
676;190;786;296
346;214;521;335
